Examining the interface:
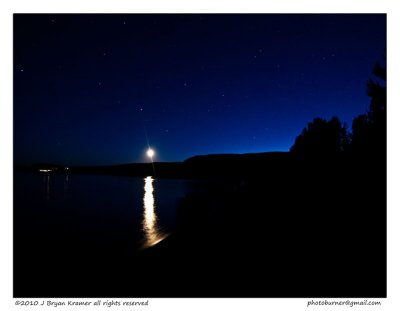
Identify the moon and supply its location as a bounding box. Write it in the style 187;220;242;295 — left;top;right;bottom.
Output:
147;148;155;158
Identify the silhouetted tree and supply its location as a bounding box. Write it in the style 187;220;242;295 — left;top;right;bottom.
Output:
350;59;386;158
351;114;370;152
290;116;348;158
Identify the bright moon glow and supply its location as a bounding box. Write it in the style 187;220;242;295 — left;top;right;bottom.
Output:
147;148;155;158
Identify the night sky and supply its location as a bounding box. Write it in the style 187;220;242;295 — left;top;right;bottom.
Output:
14;14;386;165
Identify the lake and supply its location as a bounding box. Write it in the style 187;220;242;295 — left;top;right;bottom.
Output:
14;165;386;298
14;172;208;296
14;172;195;251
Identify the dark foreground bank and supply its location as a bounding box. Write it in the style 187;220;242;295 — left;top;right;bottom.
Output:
14;153;386;298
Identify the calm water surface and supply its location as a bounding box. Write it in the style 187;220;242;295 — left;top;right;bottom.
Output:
14;172;195;251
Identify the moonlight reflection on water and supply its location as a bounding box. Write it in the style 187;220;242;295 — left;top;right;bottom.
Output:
142;176;168;248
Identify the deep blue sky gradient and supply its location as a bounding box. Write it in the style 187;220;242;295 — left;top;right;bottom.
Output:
14;14;386;165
